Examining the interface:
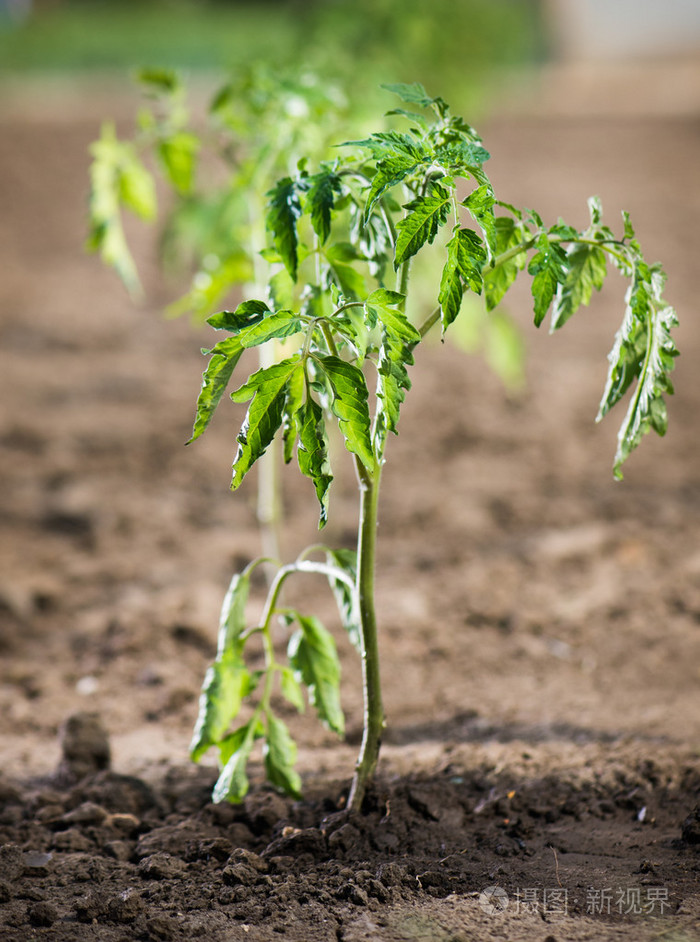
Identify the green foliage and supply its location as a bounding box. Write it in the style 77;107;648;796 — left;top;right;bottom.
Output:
186;83;678;804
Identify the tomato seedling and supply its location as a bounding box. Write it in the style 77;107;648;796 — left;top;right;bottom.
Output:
100;81;679;810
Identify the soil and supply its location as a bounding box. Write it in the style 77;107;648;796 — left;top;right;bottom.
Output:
2;79;700;941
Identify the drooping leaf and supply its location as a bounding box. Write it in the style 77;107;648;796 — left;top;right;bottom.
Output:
288;614;344;735
230;357;304;487
463;184;496;256
216;569;251;656
212;720;261;803
307;168;343;244
528;234;568;327
280;666;306;713
438;227;487;330
296;398;333;528
597;267;678;478
313;355;374;470
266;177;302;280
282;364;304;465
263;712;302;798
551;241;607;330
394;189;451;268
86;122;156;296
366;293;420;447
157;130;200;195
483;216;528;312
189;336;245;443
363;153;425;224
190;651;250;762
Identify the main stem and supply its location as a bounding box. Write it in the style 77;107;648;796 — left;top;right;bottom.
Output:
347;462;384;811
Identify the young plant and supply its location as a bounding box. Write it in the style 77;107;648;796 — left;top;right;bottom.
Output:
86;66;355;561
185;83;677;810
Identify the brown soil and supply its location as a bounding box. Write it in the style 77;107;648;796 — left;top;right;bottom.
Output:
1;84;700;941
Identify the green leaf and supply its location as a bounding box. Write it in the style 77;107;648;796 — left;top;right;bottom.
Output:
280;666;305;713
207;300;270;332
314;355;374;470
325;548;361;653
216;569;251;656
394;189;451;268
463;184;496;256
157;131;200;196
189;335;245;443
189;302;273;442
483;216;528;312
240;310;303;348
366;294;420;447
438;228;487;330
597;267;678;478
367;291;420;344
551;242;607;330
263;712;302;798
266;177;302;280
307;168;343;244
212;720;260;804
230;357;304;488
528;234;568;327
282;364;304;465
363;153;425;224
136;67;180;94
190;651;250;762
118;155;156;221
288;614;344;735
86;122;156;296
297;398;333;528
382;81;437;109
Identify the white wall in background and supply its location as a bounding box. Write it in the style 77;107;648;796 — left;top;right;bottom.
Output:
547;0;700;60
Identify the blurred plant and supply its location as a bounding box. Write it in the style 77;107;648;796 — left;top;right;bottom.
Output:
186;83;678;809
87;65;355;559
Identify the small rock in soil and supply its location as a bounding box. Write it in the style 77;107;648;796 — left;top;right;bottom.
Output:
145;914;179;941
263;826;327;860
107;887;146;923
27;900;58;927
138;853;188;880
58;800;109;827
681;807;700;845
227;847;268;872
75;771;159;815
74;889;108;923
51;826;94;853
58;711;111;780
103;839;134;861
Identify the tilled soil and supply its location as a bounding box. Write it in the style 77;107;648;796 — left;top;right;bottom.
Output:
2;81;700;940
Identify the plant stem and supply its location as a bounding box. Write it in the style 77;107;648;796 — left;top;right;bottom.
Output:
347;462;384;811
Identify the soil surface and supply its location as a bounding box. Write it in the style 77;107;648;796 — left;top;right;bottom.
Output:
2;80;700;941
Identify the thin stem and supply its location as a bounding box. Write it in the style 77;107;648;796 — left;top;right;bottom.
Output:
347;462;384;811
418;304;441;339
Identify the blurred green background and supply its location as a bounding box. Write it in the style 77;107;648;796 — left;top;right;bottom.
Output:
0;0;546;116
